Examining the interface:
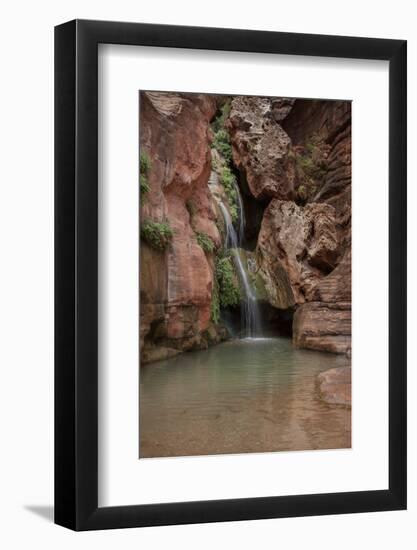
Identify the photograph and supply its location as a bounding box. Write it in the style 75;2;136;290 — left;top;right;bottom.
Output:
139;91;352;458
0;0;410;543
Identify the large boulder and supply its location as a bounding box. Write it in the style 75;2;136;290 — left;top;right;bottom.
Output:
293;302;351;354
227;96;296;200
309;249;351;303
293;247;351;353
257;199;339;308
317;366;351;406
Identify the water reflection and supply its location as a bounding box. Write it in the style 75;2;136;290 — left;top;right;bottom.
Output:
139;337;351;458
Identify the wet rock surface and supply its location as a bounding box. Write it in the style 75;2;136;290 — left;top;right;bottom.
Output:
317;366;351;406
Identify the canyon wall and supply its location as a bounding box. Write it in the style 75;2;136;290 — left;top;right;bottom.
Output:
139;92;226;363
228;96;351;354
286;100;351;354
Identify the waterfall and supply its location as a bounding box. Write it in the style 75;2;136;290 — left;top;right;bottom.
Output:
233;179;245;244
218;201;261;338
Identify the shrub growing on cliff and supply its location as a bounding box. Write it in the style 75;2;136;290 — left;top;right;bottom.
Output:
196;232;215;254
216;256;241;308
295;135;329;181
139;151;152;198
211;99;231;133
211;279;220;325
140;219;173;251
292;136;329;205
211;255;240;324
185;200;197;217
220;165;236;190
297;185;308;202
212;129;233;163
140;174;150;197
140;151;152;175
211;100;233;162
220;167;239;224
211;99;240;225
230;205;238;224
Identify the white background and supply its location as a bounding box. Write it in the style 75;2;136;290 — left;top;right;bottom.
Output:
99;46;389;506
0;0;415;548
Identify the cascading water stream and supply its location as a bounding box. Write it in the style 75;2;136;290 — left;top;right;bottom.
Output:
218;200;261;338
233;179;246;244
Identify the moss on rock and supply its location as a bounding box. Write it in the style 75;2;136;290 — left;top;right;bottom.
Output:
140;219;173;251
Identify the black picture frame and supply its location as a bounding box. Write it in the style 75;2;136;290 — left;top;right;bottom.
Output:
55;19;407;531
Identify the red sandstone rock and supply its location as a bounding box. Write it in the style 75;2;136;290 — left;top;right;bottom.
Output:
293;302;351;354
281;99;352;354
271;98;296;122
317;366;351;406
140;92;221;362
227;96;296;200
309;249;351;303
293;244;351;353
282;98;352;238
140;93;352;359
257;199;339;308
292;252;351;353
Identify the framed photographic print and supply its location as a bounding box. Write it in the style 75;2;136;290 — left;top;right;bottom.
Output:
55;20;407;530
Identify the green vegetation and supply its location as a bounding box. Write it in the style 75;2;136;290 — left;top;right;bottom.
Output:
140;219;173;251
211;129;232;163
209;100;243;323
140;151;152;174
210;99;241;226
296;154;327;181
185;200;197;218
211;100;231;133
220;167;239;223
196;232;215;254
220;166;236;192
210;100;232;162
211;278;220;324
139;151;152;199
210;100;232;163
211;255;241;324
296;154;315;174
296;184;308;202
216;256;241;308
291;133;329;204
140;174;150;197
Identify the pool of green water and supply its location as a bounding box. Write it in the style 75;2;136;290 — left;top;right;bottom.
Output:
139;337;351;458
